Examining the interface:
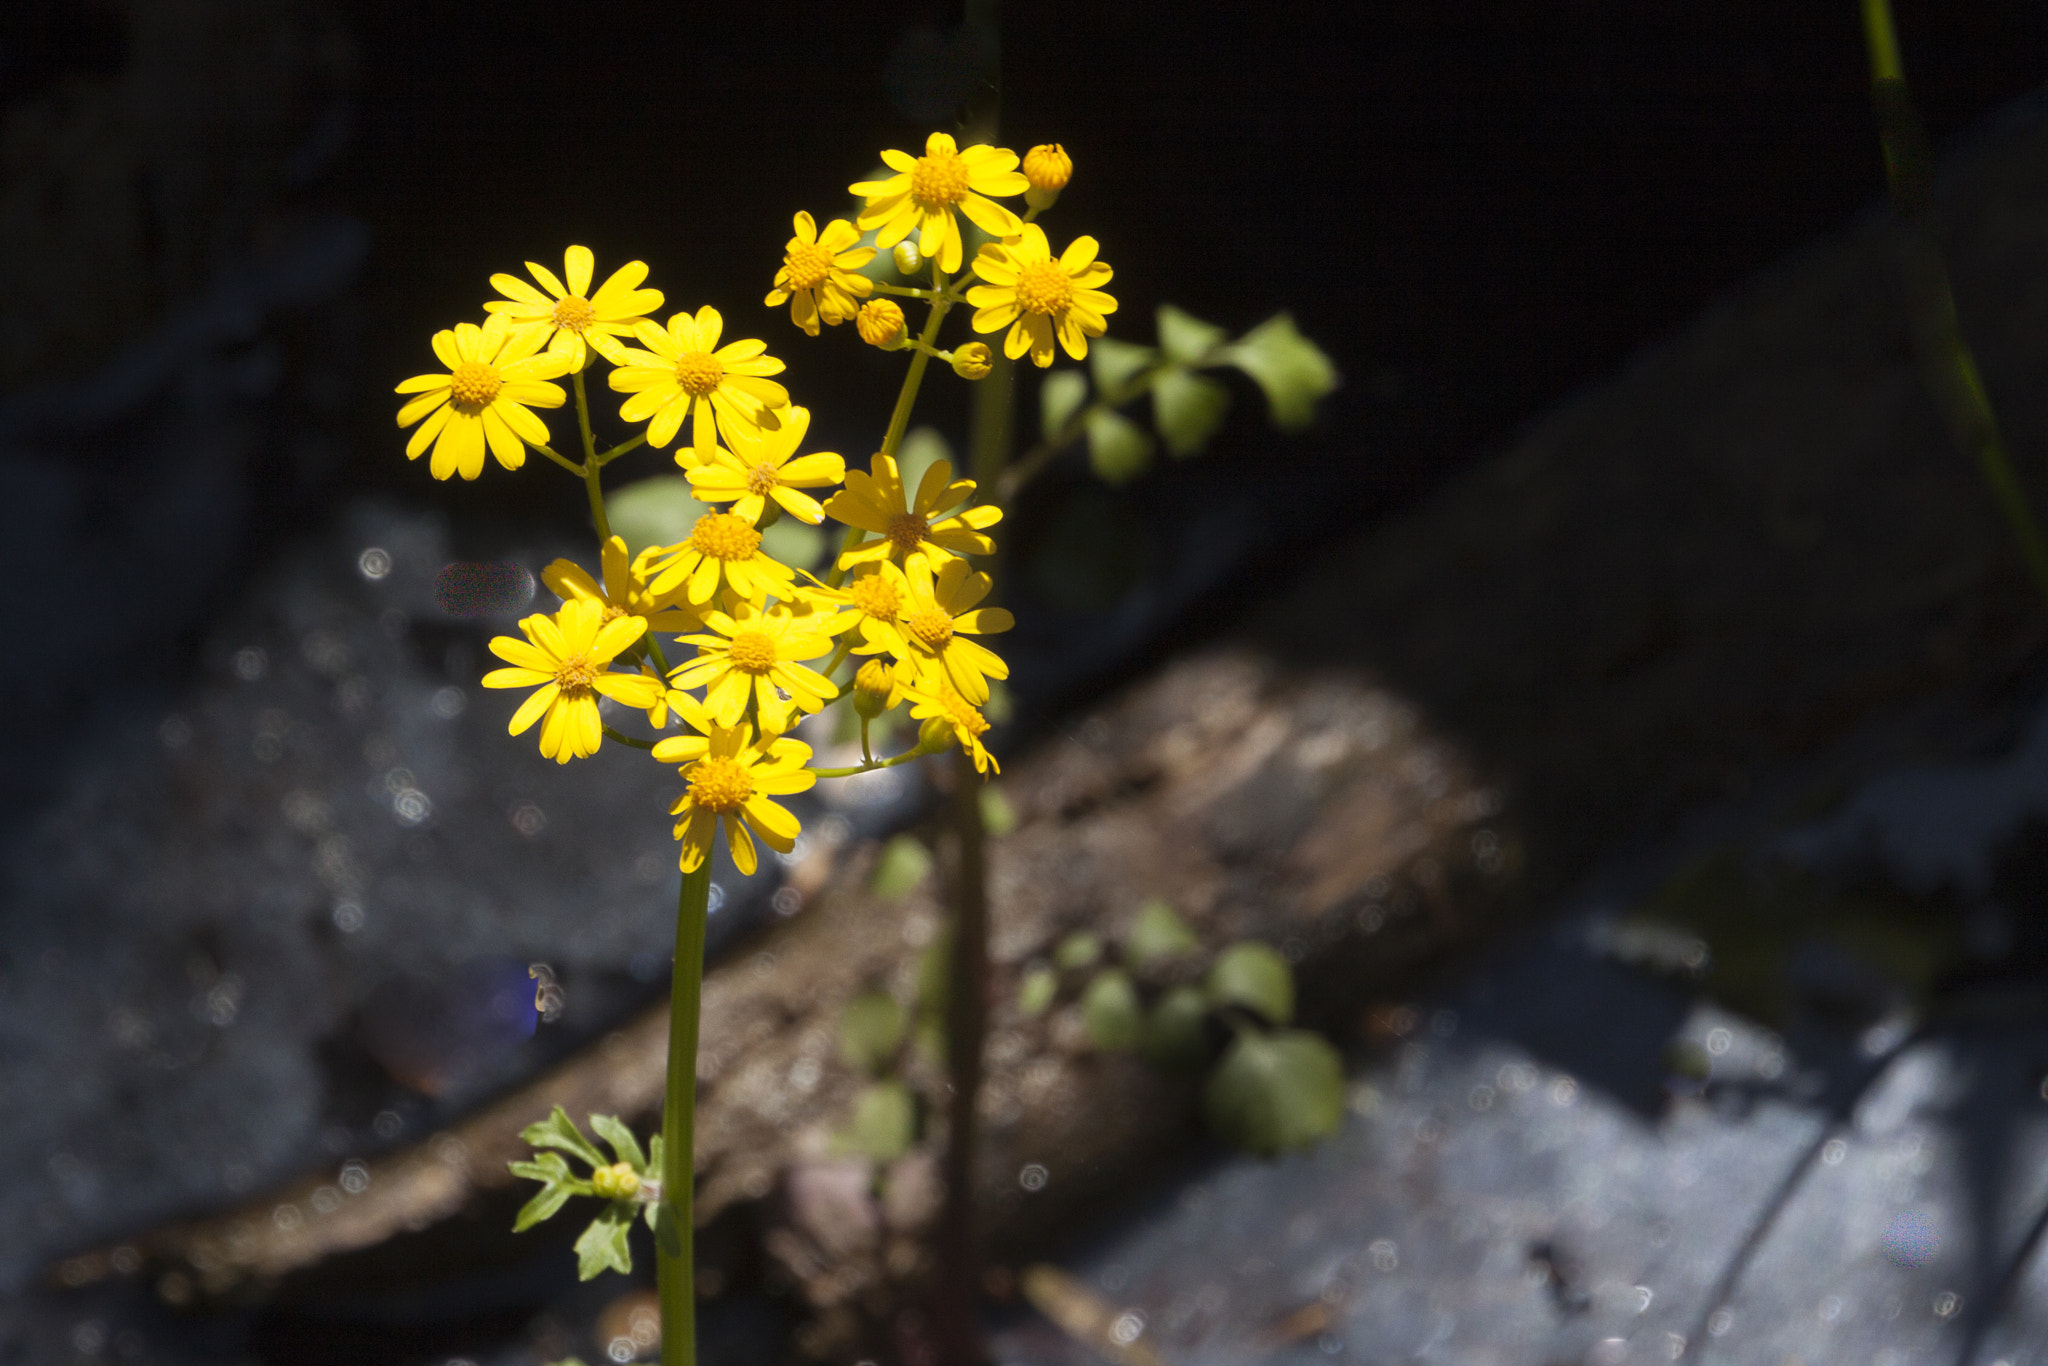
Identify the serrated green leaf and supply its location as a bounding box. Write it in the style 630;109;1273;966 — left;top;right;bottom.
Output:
1206;942;1295;1025
521;1105;608;1170
980;785;1017;836
1041;369;1090;438
1017;965;1059;1017
510;1147;581;1233
508;1151;572;1183
1157;304;1229;365
589;1114;648;1174
1128;898;1200;966
1086;407;1154;485
1091;336;1157;394
1203;1029;1345;1156
840;1079;918;1161
871;834;932;898
1221;313;1338;430
1144;985;1213;1071
1082;969;1143;1052
573;1203;636;1280
513;1180;575;1232
839;991;907;1073
1152;368;1232;458
1054;932;1102;971
606;476;706;555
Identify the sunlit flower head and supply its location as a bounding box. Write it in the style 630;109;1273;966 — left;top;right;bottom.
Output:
967;224;1117;368
1022;144;1073;209
668;601;841;732
796;560;911;654
686;405;845;526
644;509;797;607
765;212;875;337
541;534;703;635
485;246;664;369
904;681;999;776
480;599;661;763
656;720;814;876
824;453;1003;571
608;306;790;463
856;299;906;349
395;313;572;481
950;342;992;380
850;132;1029;276
894;553;1012;705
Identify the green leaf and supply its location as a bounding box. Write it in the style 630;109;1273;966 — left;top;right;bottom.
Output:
1203;1029;1345;1156
1152;368;1232;458
589;1114;648;1174
1221;312;1339;430
1086;407;1154;485
1041;369;1090;439
646;1134;664;1180
573;1203;636;1280
839;991;907;1073
1206;942;1295;1025
1081;969;1143;1052
840;1079;918;1161
1054;932;1102;971
1127;898;1200;966
1144;985;1212;1071
980;785;1017;836
1157;304;1229;365
521;1106;608;1171
760;517;825;571
1017;965;1059;1017
1090;336;1157;394
509;1152;581;1232
871;834;932;898
606;475;706;555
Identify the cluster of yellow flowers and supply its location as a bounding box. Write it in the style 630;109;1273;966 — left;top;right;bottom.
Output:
394;136;1105;880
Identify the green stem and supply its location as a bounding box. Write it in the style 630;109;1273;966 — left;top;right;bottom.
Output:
657;864;711;1366
873;283;940;300
879;277;952;461
601;725;656;751
571;365;600;463
598;433;648;467
525;440;585;478
809;749;924;779
585;462;612;543
646;632;671;675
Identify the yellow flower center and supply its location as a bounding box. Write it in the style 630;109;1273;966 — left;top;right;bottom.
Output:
906;607;954;650
727;630;779;673
600;603;627;623
848;573;902;619
942;690;989;737
784;240;834;291
910;148;971;209
689;513;762;562
886;512;930;553
687;756;755;813
673;351;725;397
449;361;503;410
554;653;598;689
746;462;782;495
552;295;597;333
1014;261;1075;316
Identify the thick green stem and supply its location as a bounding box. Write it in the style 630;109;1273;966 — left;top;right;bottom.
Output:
658;864;711;1366
569;367;614;543
880;282;952;461
930;746;992;1364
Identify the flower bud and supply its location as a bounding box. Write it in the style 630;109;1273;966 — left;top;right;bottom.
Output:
592;1162;641;1201
892;239;924;277
950;342;992;381
1023;144;1073;210
915;716;959;756
857;299;906;349
853;659;895;719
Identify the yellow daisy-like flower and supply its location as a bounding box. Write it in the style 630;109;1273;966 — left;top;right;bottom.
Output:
485;245;664;369
644;510;797;607
850;132;1029;276
655;720;815;876
851;655;917;718
823;453;1004;571
638;662;696;730
686;405;846;526
669;602;841;732
765;212;876;336
797;560;912;654
480;598;662;764
394;313;573;481
967;224;1117;368
541;534;703;634
608;306;791;463
893;553;1012;705
904;682;999;776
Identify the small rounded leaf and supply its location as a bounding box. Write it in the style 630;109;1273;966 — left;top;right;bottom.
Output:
1090;336;1157;394
1153;368;1231;458
1017;965;1059;1017
1086;407;1154;485
871;834;933;898
1206;942;1294;1025
1143;985;1212;1071
1128;898;1200;966
1203;1029;1345;1156
1054;932;1102;971
1221;313;1338;430
839;991;907;1073
1041;369;1090;439
1156;304;1229;365
841;1079;918;1161
1081;969;1143;1052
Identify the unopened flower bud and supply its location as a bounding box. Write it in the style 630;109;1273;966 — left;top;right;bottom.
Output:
950;342;992;381
915;716;959;756
853;659;895;719
1023;144;1072;210
592;1162;640;1201
857;299;906;349
892;239;924;277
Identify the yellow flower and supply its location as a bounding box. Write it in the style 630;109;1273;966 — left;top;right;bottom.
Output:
851;656;915;718
967;224;1117;368
796;560;911;655
655;720;814;876
480;599;662;764
644;510;797;607
950;342;992;380
765;212;875;336
485;246;664;369
686;405;845;526
541;534;703;634
669;602;841;732
850;132;1029;276
395;313;573;481
1022;144;1073;210
823;452;1003;571
903;682;999;776
608;306;790;463
856;299;906;349
639;662;696;730
894;553;1012;705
